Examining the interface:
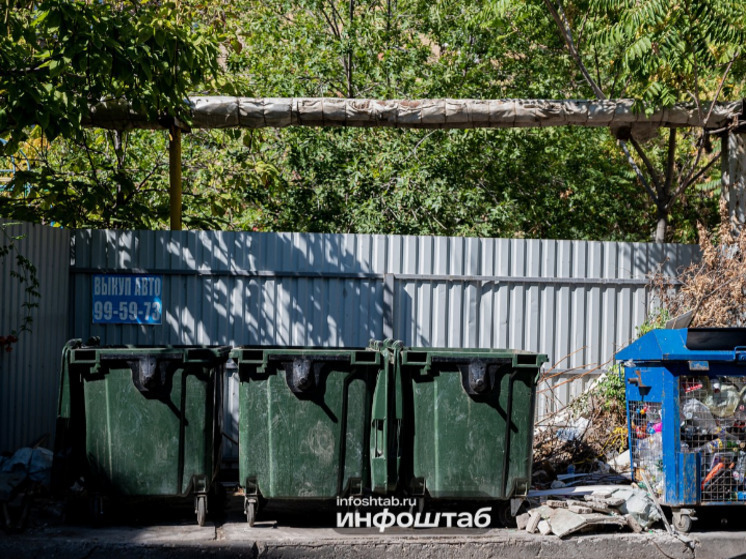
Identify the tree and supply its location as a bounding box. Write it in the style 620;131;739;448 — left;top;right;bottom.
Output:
1;0;221;150
498;0;746;241
0;0;223;227
209;0;654;239
3;1;735;240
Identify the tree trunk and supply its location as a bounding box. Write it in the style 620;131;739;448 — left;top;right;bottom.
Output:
654;208;668;243
722;130;746;229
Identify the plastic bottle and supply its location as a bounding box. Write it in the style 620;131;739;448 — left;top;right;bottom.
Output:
698;438;742;454
681;398;716;434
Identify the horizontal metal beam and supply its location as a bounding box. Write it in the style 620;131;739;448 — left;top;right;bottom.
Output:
70;266;660;286
82;97;743;131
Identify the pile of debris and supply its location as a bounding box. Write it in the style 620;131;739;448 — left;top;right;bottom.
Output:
533;370;630;488
518;487;662;538
0;446;53;532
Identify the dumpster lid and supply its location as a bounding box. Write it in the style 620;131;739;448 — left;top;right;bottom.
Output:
615;328;746;363
686;328;746;350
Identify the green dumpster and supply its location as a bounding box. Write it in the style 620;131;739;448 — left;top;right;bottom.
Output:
55;339;230;525
232;346;386;525
396;342;547;523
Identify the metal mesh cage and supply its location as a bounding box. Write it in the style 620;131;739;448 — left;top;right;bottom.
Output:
679;376;746;503
629;401;664;496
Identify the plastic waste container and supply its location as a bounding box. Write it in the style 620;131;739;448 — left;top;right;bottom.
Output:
395;341;547;524
617;328;746;532
55;339;230;525
232;345;386;525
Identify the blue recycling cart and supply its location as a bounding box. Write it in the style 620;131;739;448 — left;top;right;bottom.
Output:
616;328;746;532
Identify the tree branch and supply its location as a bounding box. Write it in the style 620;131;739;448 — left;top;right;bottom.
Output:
662;127;676;196
542;0;671;233
703;55;737;128
542;0;605;99
680;55;736;188
667;150;722;210
317;2;341;39
630;137;665;196
619;140;658;203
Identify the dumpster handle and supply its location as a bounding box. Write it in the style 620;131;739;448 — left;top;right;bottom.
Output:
373;419;385;457
177;366;189;495
627;369;649;390
735;347;746;362
499;371;516;497
336;373;356;496
461;359;489;395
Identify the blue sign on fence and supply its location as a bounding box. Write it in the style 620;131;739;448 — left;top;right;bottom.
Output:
92;274;163;325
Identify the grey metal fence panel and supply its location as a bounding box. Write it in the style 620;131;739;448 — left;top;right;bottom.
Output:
0;221;70;453
71;230;388;347
67;230;699;461
389;237;698;363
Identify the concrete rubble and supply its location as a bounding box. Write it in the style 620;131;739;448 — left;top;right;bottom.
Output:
516;486;663;538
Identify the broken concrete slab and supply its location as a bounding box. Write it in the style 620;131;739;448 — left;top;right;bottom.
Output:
546;500;569;509
538;520;552;535
526;512;541;534
535;505;558;520
567;505;594;515
616;490;662;530
578;514;629;531
548;509;587;538
516;513;530;531
579;499;611;513
551;512;628;539
610;488;635;501
625;514;643;533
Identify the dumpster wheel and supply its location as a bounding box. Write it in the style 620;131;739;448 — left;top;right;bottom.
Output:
89;494;105;526
496;499;527;528
245;498;257;527
672;509;695;533
195;495;207;526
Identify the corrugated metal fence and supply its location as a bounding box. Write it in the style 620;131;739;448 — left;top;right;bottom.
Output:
0;225;701;454
68;230;699;461
0;221;70;453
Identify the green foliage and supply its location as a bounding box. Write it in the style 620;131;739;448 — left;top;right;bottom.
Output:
636;307;671;337
587;0;746;107
0;0;221;153
483;0;745;242
0;223;40;352
179;0;655;238
597;364;626;413
1;126;286;230
0;0;742;239
0;0;222;228
256;125;650;239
